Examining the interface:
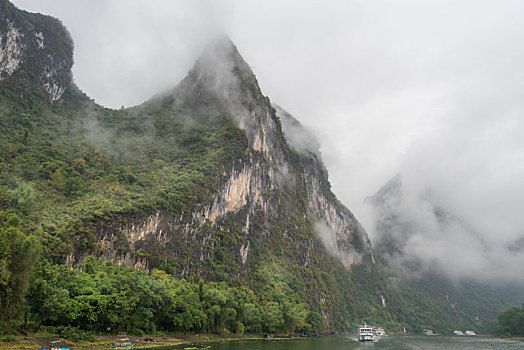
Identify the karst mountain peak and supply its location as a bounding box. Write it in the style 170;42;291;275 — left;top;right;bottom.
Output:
3;0;517;337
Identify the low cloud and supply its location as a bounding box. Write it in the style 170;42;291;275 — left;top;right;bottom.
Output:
82;106;157;162
314;220;337;253
274;105;320;157
368;174;524;284
314;220;363;269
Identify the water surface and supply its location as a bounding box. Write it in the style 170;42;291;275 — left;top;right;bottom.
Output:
172;334;523;350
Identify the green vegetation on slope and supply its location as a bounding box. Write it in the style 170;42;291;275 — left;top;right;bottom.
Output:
0;81;251;332
0;81;474;335
0;83;247;258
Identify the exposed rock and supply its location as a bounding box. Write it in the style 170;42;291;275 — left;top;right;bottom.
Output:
0;20;24;79
240;241;250;265
0;0;73;102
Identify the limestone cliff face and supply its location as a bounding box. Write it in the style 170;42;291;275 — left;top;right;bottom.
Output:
73;39;374;275
0;19;24;78
275;105;374;268
302;164;374;268
0;0;73;101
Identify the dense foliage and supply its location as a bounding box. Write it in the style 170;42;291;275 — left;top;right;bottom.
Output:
494;304;524;336
0;79;336;334
25;257;323;336
0;214;39;333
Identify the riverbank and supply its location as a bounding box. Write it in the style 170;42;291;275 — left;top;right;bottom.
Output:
501;336;524;341
0;333;271;350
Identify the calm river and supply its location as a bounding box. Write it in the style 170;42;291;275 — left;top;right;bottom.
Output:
171;335;524;350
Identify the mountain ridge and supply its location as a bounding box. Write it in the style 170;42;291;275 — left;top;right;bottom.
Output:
112;36;375;273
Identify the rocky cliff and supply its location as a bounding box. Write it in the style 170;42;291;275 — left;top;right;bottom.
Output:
72;38;375;278
0;0;73;102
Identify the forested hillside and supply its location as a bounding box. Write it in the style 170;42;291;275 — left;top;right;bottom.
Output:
0;0;501;337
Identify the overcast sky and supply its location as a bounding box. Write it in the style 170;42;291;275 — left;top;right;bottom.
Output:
12;0;524;282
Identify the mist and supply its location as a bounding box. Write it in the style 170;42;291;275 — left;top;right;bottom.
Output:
11;0;524;284
369;174;524;284
274;105;320;157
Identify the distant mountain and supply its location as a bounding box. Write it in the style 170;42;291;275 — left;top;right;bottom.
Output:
368;174;524;327
367;174;483;272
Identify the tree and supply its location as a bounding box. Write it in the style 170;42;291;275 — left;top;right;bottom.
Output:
242;303;261;333
261;302;284;333
0;214;40;333
497;304;524;336
168;279;206;332
306;311;325;334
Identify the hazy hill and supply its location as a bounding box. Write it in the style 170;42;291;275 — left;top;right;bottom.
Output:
368;174;524;329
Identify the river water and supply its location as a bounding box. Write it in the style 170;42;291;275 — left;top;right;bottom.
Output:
172;335;524;350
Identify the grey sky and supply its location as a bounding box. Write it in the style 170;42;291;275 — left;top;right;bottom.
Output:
11;0;524;281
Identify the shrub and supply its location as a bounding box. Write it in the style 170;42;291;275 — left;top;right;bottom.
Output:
131;329;144;337
1;335;17;342
152;331;166;339
56;326;95;341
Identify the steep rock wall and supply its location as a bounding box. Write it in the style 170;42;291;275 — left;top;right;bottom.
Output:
0;20;24;79
65;38;374;281
0;0;73;101
78;100;373;276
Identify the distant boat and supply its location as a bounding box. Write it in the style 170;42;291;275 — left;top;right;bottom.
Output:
423;329;435;335
465;330;476;336
359;324;377;342
454;330;464;336
375;327;386;337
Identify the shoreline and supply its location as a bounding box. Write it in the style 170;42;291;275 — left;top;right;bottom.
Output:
3;333;523;349
0;333;302;350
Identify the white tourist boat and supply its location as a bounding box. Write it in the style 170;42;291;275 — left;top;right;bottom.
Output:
465;330;476;336
359;324;377;342
454;330;464;335
423;329;435;335
375;327;386;337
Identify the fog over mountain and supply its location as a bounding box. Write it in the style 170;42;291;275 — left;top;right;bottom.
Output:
368;175;524;284
11;0;524;283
